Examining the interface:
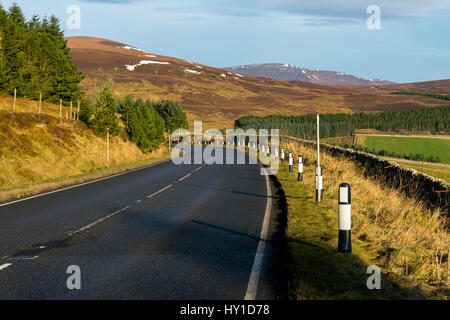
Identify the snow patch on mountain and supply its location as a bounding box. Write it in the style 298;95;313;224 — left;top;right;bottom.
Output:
184;69;202;75
125;60;170;71
120;45;144;52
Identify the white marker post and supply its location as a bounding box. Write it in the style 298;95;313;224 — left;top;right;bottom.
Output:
39;93;42;114
338;183;352;253
316;114;323;201
107;128;110;168
298;156;303;181
281;148;285;162
289;152;293;172
77;100;80;120
13;88;16;111
59;99;62;118
70;101;73;120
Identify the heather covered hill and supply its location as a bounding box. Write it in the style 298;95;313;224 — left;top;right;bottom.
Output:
68;36;448;129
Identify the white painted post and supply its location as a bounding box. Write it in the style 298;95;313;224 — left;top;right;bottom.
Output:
298;156;303;181
338;183;352;253
70;101;73;120
316;114;323;201
281;148;285;162
317;114;320;168
39;93;42;114
107;128;110;168
289;152;293;172
13;88;16;111
59;99;62;118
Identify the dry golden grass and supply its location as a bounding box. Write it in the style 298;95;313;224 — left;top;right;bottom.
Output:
0;97;170;203
279;137;449;299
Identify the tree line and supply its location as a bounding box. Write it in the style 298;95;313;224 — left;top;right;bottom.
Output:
391;91;450;101
80;85;188;153
0;3;83;103
235;106;450;139
0;3;189;154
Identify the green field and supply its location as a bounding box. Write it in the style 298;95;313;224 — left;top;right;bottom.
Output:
384;158;450;182
357;135;450;164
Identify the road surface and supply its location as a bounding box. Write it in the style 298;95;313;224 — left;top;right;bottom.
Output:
0;147;280;299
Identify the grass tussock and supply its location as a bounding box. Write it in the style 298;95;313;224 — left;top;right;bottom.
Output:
279;138;449;299
0;105;170;203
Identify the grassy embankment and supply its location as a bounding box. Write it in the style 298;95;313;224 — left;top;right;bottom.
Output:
0;96;170;203
277;138;449;299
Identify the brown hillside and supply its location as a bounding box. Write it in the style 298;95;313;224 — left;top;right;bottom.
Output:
68;36;449;129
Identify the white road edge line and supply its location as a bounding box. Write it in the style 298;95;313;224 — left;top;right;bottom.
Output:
244;167;272;300
70;206;132;236
0;263;12;271
147;184;173;198
0;158;173;208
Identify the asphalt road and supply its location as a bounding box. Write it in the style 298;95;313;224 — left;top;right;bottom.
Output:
0;147;280;299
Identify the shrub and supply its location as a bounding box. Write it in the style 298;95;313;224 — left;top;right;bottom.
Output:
127;103;165;153
83;85;120;136
153;100;188;133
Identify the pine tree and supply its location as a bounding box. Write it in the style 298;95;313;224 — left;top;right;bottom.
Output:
91;85;120;136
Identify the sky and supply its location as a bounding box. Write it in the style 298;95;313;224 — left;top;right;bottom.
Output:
3;0;450;83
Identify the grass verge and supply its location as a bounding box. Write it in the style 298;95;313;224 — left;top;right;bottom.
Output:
0;153;171;204
277;140;449;299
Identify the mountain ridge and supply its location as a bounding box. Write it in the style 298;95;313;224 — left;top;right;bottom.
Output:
223;63;395;86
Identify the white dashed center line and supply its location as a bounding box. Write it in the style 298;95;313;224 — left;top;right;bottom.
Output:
70;206;132;236
179;173;192;181
0;263;12;271
147;184;173;199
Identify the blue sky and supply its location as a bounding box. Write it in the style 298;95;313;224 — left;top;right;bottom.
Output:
3;0;450;83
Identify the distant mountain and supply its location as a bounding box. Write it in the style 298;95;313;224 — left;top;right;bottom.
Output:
223;63;395;86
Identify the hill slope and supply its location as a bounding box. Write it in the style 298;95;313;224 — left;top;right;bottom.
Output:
0;97;166;201
67;36;448;128
223;63;394;86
